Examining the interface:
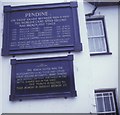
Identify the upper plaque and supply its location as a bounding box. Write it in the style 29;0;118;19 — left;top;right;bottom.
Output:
2;2;82;56
10;55;77;101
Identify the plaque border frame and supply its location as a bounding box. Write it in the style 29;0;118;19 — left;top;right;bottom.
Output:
2;2;82;56
10;55;77;101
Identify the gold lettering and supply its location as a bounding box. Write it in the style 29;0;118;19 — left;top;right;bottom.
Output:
25;12;48;18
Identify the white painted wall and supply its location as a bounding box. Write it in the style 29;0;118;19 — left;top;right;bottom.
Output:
0;0;118;113
84;2;119;112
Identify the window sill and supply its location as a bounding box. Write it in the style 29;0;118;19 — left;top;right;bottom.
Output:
90;52;112;56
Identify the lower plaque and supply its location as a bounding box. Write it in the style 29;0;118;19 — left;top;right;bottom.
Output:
10;55;77;101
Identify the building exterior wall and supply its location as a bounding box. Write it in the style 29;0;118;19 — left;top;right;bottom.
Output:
0;0;118;113
84;2;119;113
118;2;120;113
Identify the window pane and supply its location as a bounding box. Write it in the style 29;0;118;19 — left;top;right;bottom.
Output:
88;38;95;52
103;93;109;96
94;37;101;52
92;21;103;36
99;37;106;51
99;22;104;35
104;97;111;111
110;96;115;111
88;37;106;52
96;94;102;97
87;23;93;36
96;97;104;112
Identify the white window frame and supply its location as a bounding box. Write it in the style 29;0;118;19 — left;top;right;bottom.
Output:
95;92;116;114
94;89;118;114
86;17;111;55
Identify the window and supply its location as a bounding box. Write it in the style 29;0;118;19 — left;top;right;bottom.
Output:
86;17;111;55
95;89;119;115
